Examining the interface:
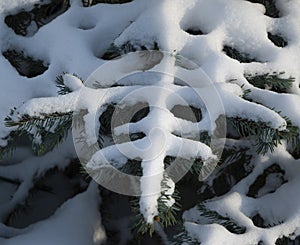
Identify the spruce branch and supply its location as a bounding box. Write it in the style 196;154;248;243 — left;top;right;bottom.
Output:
245;72;294;93
131;174;181;235
228;117;299;155
171;224;200;245
131;198;155;236
82;0;132;7
5;189;38;226
268;32;288;47
2;50;48;78
101;41;159;60
248;0;280;18
4;0;69;36
196;203;246;234
55;72;84;95
0;139;17;160
157;176;181;228
4;112;72;156
223;45;257;63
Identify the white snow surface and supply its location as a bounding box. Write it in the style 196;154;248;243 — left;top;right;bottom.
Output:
0;0;300;244
183;145;300;245
1;183;105;245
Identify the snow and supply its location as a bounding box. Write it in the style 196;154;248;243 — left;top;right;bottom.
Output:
248;88;300;129
0;136;76;221
79;71;218;221
62;74;84;92
15;92;79;117
183;145;300;245
161;176;175;208
0;0;300;243
0;0;41;13
1;183;105;245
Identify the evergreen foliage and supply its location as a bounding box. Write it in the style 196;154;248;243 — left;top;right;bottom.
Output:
1;0;300;243
223;45;257;63
4;111;72;156
4;0;69;36
2;65;299;239
171;226;200;245
196;203;246;234
55;73;84;95
247;0;280;18
245;72;294;93
2;50;48;78
82;0;132;7
101;42;159;60
228;116;299;154
267;33;288;48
